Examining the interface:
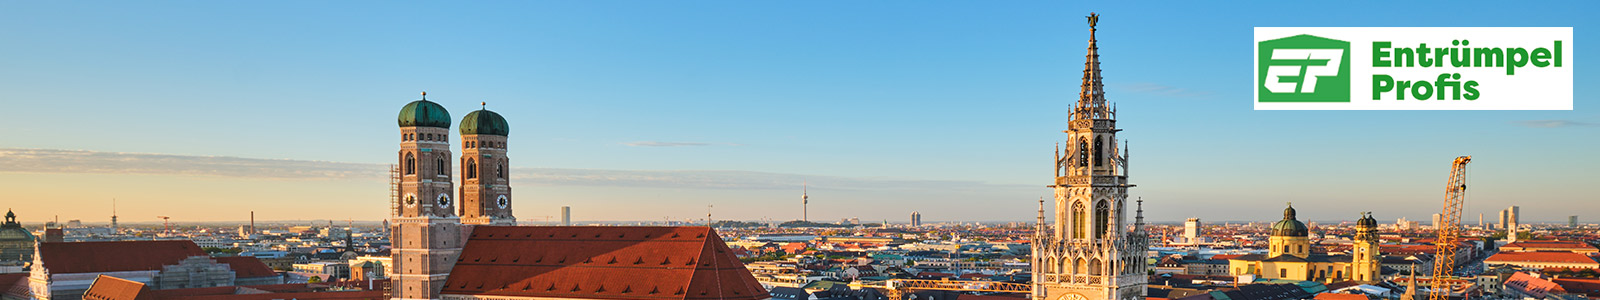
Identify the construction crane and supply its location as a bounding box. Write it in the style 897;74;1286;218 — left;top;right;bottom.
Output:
1429;156;1471;300
851;279;1031;300
157;216;172;233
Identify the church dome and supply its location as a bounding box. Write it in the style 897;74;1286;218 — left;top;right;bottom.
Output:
1271;204;1309;237
459;108;509;136
0;210;34;242
1358;213;1377;228
398;98;452;129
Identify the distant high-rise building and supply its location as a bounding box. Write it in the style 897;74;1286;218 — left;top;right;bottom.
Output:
1571;215;1579;227
1501;206;1520;242
1431;213;1443;229
561;206;571;226
1184;218;1202;244
910;211;922;227
1498;209;1508;231
1396;217;1417;230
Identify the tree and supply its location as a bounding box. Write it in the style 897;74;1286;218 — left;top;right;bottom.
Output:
307;276;323;283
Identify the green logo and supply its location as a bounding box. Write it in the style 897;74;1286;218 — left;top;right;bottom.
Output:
1258;35;1351;102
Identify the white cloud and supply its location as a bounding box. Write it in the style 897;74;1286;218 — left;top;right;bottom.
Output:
0;148;1021;191
1513;120;1593;128
622;141;719;147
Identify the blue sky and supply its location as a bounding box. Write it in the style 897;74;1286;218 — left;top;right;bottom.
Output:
1;1;1595;224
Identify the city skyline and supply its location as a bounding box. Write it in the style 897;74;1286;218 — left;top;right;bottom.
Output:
3;1;1596;224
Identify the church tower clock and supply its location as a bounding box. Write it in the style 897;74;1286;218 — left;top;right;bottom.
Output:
392;92;462;300
1034;13;1149;300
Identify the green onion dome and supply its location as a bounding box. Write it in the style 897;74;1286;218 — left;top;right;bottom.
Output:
398;96;451;128
1271;203;1309;237
459;108;509;136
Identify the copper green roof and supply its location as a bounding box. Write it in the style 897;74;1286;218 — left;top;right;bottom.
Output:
460;109;509;136
1358;212;1378;228
1272;204;1309;237
398;100;452;128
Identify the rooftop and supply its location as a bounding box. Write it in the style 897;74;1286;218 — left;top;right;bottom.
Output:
1486;252;1600;265
441;226;768;300
37;240;206;274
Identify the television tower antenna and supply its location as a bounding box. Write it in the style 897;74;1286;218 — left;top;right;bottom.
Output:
802;181;809;222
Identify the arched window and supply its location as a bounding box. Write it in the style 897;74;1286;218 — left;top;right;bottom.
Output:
497;163;505;179
1076;258;1086;274
1094;136;1104;167
466;158;477;179
404;153;416;175
437;158;447;175
1089;259;1103;276
1077;138;1089;167
1094;200;1111;238
1071;202;1086;239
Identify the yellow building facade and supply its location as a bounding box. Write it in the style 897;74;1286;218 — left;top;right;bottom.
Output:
1228;205;1382;283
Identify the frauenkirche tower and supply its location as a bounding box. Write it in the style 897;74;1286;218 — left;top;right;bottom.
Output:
458;103;515;226
393;92;463;300
1033;13;1149;300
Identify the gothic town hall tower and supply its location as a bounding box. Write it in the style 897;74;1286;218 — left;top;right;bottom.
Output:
1033;13;1150;300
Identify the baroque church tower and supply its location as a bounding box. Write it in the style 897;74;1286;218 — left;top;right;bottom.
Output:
458;104;515;226
1034;13;1148;300
393;92;463;300
1352;212;1381;282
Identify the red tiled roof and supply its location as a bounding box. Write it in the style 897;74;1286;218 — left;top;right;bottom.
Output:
85;277;384;300
1487;252;1600;265
1505;241;1593;250
1211;254;1245;260
1313;293;1367;300
1553;277;1600;296
212;256;277;278
960;294;1029;300
1504;272;1566;298
441;226;769;300
38;240;206;274
1;273;34;299
83;275;153;300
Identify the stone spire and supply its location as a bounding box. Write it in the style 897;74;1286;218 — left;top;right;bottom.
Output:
1037;197;1047;234
1402;264;1419;300
1073;12;1111;121
1135;197;1146;232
